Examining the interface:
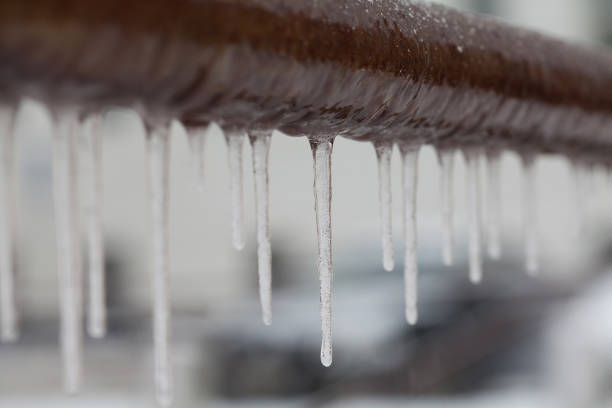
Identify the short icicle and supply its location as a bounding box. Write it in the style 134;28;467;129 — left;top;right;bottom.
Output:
465;150;483;284
401;143;420;325
51;109;83;394
309;137;334;367
571;160;587;236
437;148;454;267
522;154;539;276
249;130;273;326
225;131;246;250
187;127;207;192
0;107;18;342
374;141;394;271
486;150;502;260
146;124;173;407
82;114;106;339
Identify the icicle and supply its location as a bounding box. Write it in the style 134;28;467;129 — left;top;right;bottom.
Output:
309;137;334;367
374;141;394;271
51;109;83;394
437;148;454;267
187;127;206;192
81;114;106;339
522;154;539;276
401;144;420;325
249;130;273;326
225;131;246;250
146;124;173;407
0;107;18;342
465;150;483;284
572;161;587;236
486;150;502;260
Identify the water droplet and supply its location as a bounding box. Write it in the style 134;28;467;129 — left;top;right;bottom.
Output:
0;106;18;343
52;109;83;394
374;141;394;271
309;137;334;367
146;123;173;407
82;114;106;339
400;144;420;325
249;130;273;326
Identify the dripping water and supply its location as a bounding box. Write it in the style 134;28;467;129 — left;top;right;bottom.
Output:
437;148;454;267
0;107;18;342
187;127;207;192
465;150;483;284
309;137;334;367
486;150;502;260
51;109;83;394
249;130;273;326
82;114;106;339
225;131;246;250
401;144;420;325
374;141;394;271
523;154;539;276
146;124;173;407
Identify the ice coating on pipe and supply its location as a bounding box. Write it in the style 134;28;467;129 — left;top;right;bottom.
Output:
4;0;612;162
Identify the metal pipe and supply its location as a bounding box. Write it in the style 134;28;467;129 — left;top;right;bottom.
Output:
1;0;612;160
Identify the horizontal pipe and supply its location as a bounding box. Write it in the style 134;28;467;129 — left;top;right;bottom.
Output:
1;0;612;160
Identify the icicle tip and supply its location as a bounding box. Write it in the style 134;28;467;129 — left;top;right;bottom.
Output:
406;307;418;326
321;349;333;367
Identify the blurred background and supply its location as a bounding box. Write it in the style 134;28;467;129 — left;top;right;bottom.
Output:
3;0;612;407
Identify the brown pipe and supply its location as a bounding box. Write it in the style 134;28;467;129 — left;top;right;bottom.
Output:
1;0;612;160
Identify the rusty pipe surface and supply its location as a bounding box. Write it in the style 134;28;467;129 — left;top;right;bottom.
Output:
1;0;612;159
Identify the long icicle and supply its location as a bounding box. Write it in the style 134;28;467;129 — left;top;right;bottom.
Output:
310;137;334;367
187;127;207;192
465;150;483;284
52;109;83;394
374;141;394;271
401;144;420;325
0;107;18;342
226;132;246;250
249;130;273;326
486;150;502;260
522;154;539;276
437;148;454;267
82;114;106;339
146;124;173;407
